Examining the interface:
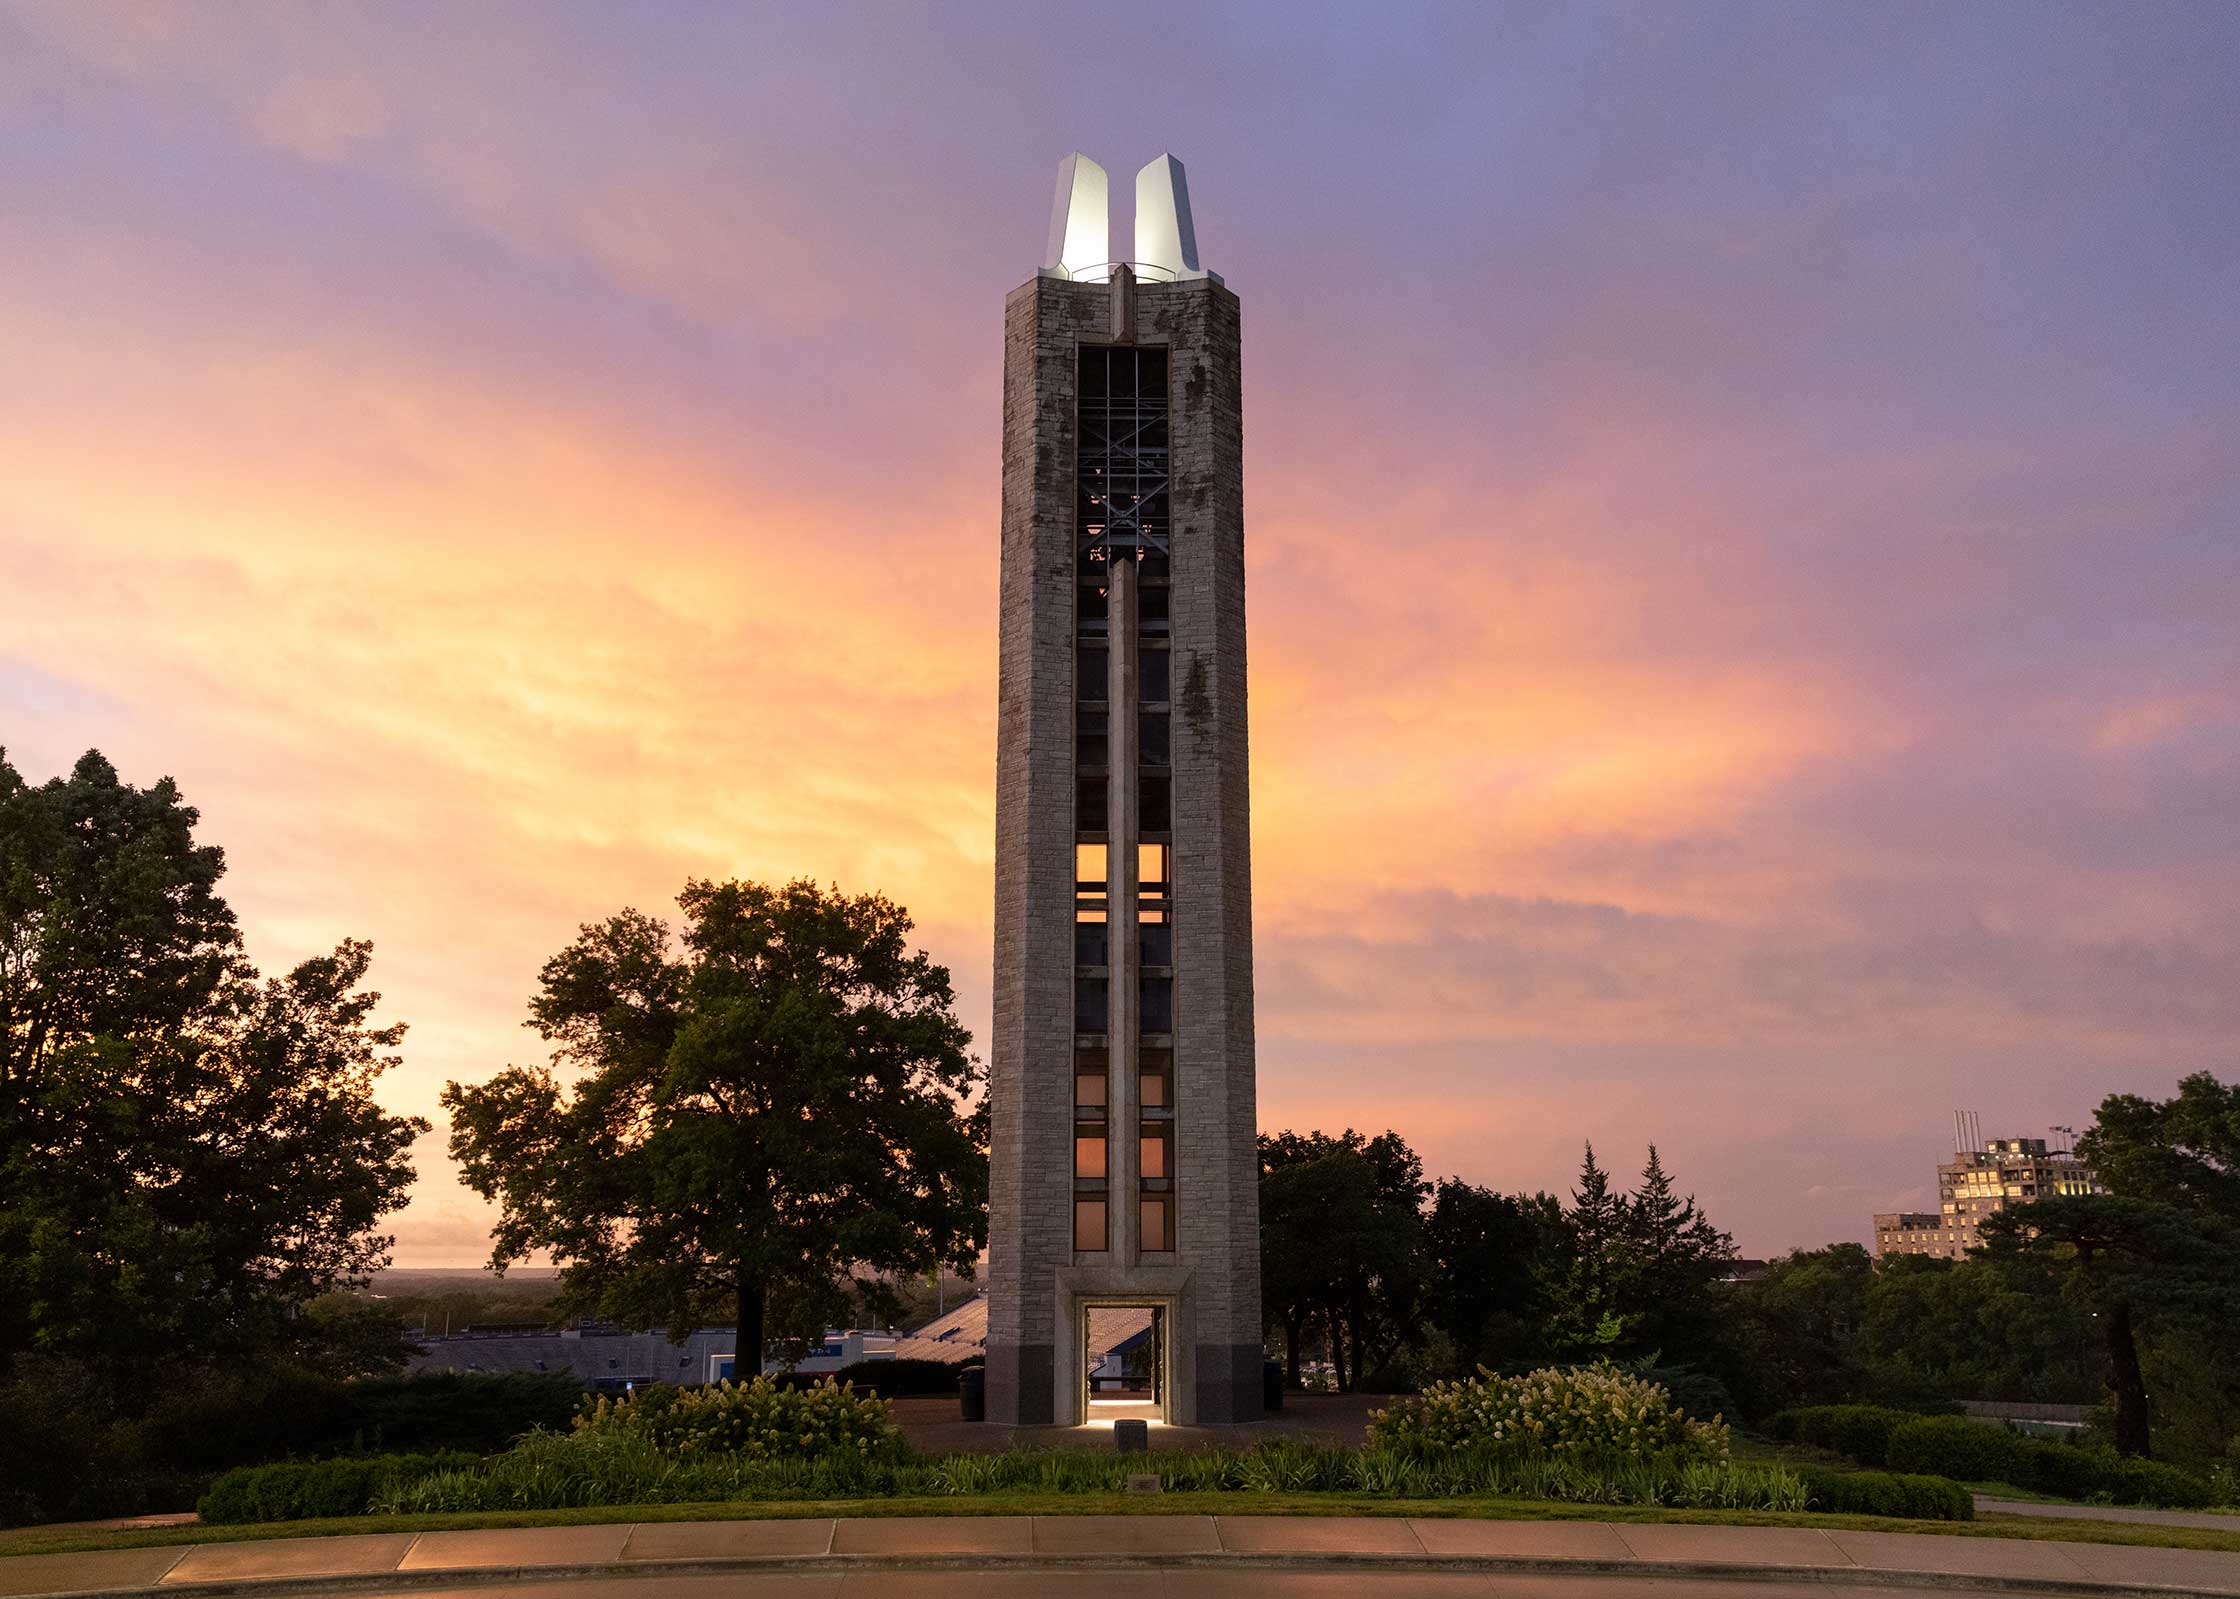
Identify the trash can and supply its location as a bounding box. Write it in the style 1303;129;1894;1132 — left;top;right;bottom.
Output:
1263;1360;1284;1413
958;1365;986;1422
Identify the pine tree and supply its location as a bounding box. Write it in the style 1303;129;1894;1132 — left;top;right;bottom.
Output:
1624;1144;1736;1361
1546;1142;1632;1353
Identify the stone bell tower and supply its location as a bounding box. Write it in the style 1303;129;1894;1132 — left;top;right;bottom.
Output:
985;153;1261;1425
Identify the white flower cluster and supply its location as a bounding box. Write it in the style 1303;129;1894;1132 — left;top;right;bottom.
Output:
1366;1363;1728;1464
573;1374;898;1461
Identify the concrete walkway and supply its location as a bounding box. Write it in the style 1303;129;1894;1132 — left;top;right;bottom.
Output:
3;1516;2238;1598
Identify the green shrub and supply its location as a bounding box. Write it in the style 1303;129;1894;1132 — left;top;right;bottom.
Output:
1368;1364;1728;1463
822;1358;963;1396
1794;1466;1974;1521
1762;1405;1919;1467
1886;1416;2030;1483
2014;1438;2107;1500
573;1375;898;1461
198;1453;474;1524
146;1369;581;1469
2099;1455;2218;1510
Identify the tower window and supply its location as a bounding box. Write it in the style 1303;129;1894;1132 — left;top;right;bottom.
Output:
1140;1120;1171;1180
1075;921;1108;967
1139;712;1170;767
1077;710;1108;768
1074;1198;1107;1252
1078;646;1108;702
1078;775;1107;832
1075;1125;1107;1179
1140;772;1171;832
1141;975;1173;1034
1138;585;1170;636
1140;1194;1173;1253
1075;976;1107;1034
1140;647;1170;705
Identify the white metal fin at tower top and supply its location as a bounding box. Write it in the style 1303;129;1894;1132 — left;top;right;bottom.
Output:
1044;152;1109;280
1134;154;1202;279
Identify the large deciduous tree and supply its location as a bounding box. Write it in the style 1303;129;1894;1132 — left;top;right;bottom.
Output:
1981;1072;2240;1458
443;879;987;1369
1258;1129;1429;1391
1423;1179;1565;1371
0;749;425;1370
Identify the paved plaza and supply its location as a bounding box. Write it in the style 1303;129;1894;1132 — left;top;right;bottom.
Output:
4;1515;2238;1599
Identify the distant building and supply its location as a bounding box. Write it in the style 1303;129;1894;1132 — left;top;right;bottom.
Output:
1874;1136;2104;1260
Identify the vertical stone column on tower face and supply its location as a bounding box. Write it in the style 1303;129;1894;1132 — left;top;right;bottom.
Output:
988;273;1095;1425
1146;274;1261;1422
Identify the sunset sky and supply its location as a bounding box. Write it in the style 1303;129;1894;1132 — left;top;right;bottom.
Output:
4;2;2236;1262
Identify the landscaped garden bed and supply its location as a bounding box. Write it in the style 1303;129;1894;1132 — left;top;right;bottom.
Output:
195;1367;1971;1526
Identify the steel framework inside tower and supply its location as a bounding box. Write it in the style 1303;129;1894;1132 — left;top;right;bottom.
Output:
1077;346;1171;571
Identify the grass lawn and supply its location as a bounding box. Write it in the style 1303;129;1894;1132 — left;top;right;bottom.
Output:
6;1494;2240;1562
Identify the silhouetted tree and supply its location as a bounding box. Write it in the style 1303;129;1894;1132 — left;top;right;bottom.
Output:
1981;1072;2240;1458
444;879;987;1370
1258;1129;1429;1390
1423;1179;1565;1370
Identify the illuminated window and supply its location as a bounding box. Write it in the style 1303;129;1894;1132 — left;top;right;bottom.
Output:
1075;1071;1107;1110
1140;1194;1173;1252
1075;1198;1107;1252
1140;1120;1170;1179
1139;843;1169;895
1141;1048;1172;1110
1076;1125;1107;1179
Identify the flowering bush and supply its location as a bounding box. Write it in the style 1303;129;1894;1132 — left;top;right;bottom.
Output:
1366;1364;1729;1464
573;1376;899;1462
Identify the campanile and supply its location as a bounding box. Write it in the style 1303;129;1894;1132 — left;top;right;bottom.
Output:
986;153;1262;1425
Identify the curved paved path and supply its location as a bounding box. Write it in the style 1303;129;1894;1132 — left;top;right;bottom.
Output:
3;1515;2236;1599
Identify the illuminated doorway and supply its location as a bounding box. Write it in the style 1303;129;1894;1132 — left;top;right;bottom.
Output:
1083;1303;1164;1424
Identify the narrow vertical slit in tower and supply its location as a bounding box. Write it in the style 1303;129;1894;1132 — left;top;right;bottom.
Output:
1107;545;1141;1263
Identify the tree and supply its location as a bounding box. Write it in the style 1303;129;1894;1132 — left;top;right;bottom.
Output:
1622;1145;1736;1361
0;749;426;1520
1544;1143;1631;1354
1258;1129;1429;1390
1980;1072;2240;1459
444;878;987;1370
1;749;243;1107
1;751;425;1368
1978;1194;2238;1456
1423;1179;1564;1371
